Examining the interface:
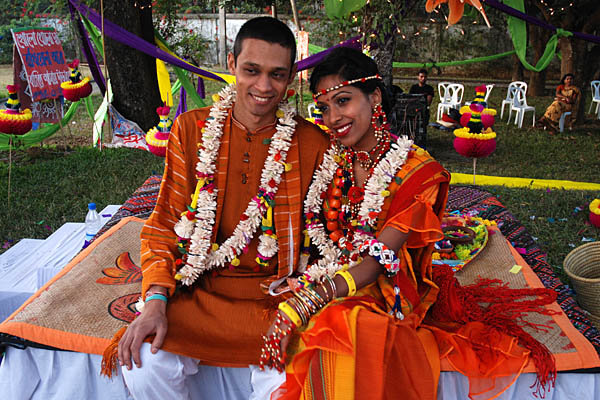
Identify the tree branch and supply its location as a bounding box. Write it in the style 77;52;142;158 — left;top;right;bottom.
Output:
529;0;551;22
582;8;600;33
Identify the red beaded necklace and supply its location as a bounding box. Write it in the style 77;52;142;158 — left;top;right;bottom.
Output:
323;132;391;265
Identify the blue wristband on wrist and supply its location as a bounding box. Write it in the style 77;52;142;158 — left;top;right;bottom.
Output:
145;293;168;303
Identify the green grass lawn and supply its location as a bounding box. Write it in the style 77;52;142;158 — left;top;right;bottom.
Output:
0;79;598;285
428;83;600;182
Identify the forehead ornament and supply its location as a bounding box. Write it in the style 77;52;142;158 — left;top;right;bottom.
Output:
313;74;382;100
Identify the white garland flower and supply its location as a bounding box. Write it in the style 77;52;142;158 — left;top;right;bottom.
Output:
174;85;297;285
303;136;413;282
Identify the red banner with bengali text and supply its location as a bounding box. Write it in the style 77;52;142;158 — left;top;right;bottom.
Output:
11;27;70;102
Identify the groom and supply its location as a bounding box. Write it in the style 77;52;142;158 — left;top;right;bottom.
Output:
114;16;329;399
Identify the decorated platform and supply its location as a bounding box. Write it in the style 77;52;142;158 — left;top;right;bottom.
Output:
0;177;599;368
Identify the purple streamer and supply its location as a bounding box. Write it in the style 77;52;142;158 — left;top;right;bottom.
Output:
68;1;106;94
483;0;600;45
197;77;205;99
68;0;227;82
296;36;362;71
69;0;364;86
176;85;187;118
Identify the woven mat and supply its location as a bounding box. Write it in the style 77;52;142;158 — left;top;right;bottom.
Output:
447;226;600;371
447;186;600;355
0;218;144;354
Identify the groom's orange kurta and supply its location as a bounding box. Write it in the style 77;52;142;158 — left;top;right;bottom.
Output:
139;106;329;366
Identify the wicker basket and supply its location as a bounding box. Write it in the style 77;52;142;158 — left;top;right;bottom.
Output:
584;311;600;331
564;242;600;316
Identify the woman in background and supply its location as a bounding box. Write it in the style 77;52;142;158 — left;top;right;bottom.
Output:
539;73;580;133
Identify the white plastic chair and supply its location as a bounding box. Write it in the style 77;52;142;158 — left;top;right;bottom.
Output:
501;81;527;120
436;82;464;120
483;84;494;103
436;82;451;120
589;81;600;115
559;112;571;132
509;86;536;128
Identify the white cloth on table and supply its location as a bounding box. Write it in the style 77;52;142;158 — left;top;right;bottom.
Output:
0;346;131;400
0;205;120;323
438;371;600;399
1;346;599;399
122;343;285;400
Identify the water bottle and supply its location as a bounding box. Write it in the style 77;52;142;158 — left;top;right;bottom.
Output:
84;203;102;248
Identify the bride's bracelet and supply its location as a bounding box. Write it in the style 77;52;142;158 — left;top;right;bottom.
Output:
323;275;337;301
260;282;334;372
359;239;400;277
259;312;293;372
334;269;357;296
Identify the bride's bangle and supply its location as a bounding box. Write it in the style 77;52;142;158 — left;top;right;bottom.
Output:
278;301;302;327
334;269;357;296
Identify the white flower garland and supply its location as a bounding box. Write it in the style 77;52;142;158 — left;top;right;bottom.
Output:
173;84;297;286
302;136;413;282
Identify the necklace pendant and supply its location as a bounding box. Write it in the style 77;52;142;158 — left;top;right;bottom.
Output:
356;151;370;162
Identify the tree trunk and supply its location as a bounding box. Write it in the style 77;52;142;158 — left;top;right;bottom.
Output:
360;10;396;88
511;54;524;82
527;24;549;97
570;39;600;123
559;36;574;77
98;0;162;131
371;36;397;89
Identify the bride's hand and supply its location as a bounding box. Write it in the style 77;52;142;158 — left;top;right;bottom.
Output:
259;311;294;372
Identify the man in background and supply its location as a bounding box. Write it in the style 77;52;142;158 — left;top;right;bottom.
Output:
409;68;434;106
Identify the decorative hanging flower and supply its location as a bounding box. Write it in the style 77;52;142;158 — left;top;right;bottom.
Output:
453;85;498;159
145;105;173;157
425;0;490;26
61;59;93;102
0;84;32;135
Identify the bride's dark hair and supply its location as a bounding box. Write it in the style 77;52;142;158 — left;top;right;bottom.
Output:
309;47;392;115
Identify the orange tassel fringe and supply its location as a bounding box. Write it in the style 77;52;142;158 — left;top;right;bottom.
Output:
431;265;558;397
101;326;127;378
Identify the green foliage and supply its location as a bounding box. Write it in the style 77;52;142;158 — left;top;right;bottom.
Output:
358;0;421;52
0;147;165;242
0;16;40;64
161;24;211;66
302;16;359;48
323;0;365;19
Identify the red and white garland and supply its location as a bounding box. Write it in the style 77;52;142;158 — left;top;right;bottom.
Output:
301;136;413;282
173;84;297;286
